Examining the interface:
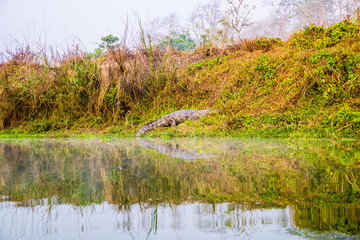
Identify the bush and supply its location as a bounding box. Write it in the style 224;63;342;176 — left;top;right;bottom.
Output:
288;21;359;49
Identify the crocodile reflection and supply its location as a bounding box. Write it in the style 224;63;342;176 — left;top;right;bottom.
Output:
137;137;213;159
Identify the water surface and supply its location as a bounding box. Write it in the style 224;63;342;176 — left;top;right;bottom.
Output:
0;137;359;239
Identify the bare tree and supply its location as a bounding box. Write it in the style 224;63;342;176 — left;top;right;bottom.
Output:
144;17;164;44
224;0;255;42
162;12;181;38
293;0;330;26
271;0;293;38
256;0;295;39
188;0;225;46
344;0;360;19
292;0;360;27
160;12;181;48
261;0;359;40
139;13;182;48
187;10;204;44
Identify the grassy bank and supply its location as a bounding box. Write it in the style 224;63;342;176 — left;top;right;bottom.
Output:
1;21;360;138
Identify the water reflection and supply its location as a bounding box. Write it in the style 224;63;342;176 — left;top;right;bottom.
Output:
0;138;359;239
137;137;213;159
0;201;295;240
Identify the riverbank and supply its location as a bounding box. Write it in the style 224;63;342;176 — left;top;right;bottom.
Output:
0;122;358;139
1;21;360;139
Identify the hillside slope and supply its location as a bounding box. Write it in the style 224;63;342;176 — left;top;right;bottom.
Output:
0;21;359;138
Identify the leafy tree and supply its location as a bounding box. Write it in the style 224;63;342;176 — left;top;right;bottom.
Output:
88;35;120;58
99;35;120;50
159;32;196;51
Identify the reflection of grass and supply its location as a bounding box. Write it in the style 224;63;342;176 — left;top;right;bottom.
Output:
0;138;359;206
0;138;359;235
293;204;360;236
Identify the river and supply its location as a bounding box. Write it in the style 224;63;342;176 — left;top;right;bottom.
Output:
0;137;359;239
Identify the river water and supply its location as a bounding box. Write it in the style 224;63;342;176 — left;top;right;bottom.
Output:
0;137;359;240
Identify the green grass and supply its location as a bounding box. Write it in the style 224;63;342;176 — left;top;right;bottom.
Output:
1;21;360;139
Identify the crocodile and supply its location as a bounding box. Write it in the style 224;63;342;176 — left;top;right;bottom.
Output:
136;109;216;137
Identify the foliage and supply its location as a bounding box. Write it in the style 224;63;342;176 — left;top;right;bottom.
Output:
159;32;196;52
87;34;120;58
187;57;224;72
306;49;360;105
288;21;359;49
322;107;360;137
253;54;277;85
227;37;283;52
99;35;120;49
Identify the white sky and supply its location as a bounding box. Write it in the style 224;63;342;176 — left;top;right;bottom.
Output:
0;0;269;54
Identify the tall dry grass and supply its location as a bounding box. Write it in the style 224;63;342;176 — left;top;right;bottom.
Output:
0;40;217;131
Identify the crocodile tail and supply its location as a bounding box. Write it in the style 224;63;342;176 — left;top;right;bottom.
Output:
136;125;150;137
136;121;159;137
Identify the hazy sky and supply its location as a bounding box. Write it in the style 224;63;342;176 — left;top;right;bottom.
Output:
0;0;268;54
